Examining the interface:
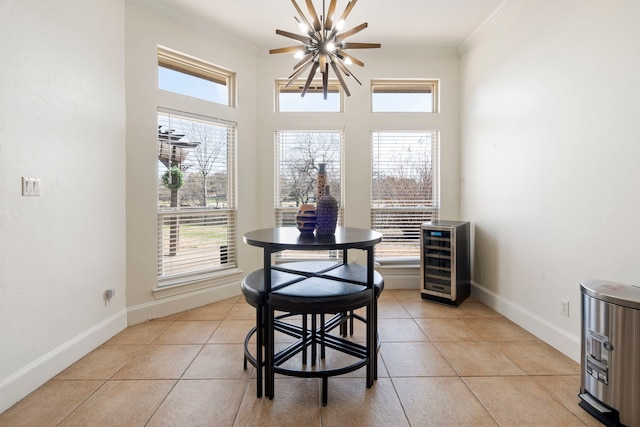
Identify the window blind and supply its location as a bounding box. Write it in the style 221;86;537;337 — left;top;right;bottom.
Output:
371;131;439;259
157;108;237;282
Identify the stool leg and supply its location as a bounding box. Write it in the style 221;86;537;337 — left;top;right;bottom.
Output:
350;309;354;336
366;301;374;388
266;305;275;399
311;314;317;366
320;313;326;360
322;376;328;406
302;314;307;365
373;295;379;381
255;304;263;398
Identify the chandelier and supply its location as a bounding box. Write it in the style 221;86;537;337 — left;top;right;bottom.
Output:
270;0;381;99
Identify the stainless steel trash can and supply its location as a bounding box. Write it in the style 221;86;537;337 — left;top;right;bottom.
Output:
580;279;640;427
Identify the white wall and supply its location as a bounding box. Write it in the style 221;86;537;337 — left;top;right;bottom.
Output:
0;0;126;412
460;0;640;360
125;2;259;323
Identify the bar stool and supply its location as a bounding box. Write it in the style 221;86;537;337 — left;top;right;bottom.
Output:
241;269;305;397
267;276;373;405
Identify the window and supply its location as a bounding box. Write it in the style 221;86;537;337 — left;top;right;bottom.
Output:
371;80;438;113
276;80;343;112
158;46;236;106
371;131;439;260
157;108;236;283
275;130;343;258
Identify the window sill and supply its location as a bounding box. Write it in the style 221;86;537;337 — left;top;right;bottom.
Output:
153;267;244;300
375;257;420;269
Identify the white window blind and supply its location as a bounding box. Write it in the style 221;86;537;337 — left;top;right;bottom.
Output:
371;131;439;259
274;130;343;259
157;108;237;282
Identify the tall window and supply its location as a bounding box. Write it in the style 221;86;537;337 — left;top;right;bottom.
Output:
371;131;439;260
158;46;236;106
157;108;236;283
275;130;343;258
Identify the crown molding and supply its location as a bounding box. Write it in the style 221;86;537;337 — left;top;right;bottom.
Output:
458;0;522;54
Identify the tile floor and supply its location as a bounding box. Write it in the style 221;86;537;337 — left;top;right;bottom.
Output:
0;290;602;426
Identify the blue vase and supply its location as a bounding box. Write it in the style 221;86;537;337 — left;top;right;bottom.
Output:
316;185;337;235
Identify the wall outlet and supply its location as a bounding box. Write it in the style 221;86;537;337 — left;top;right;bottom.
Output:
560;299;569;317
104;289;115;306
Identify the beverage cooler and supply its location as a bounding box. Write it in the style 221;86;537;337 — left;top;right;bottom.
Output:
420;221;470;305
579;279;640;427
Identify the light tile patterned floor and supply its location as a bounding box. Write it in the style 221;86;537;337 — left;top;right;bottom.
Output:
0;290;602;426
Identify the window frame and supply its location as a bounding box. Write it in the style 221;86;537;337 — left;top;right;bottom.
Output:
275;79;344;112
370;79;439;113
158;46;236;107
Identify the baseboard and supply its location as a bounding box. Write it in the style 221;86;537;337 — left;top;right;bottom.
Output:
127;280;242;325
0;310;128;414
471;281;580;361
376;264;420;289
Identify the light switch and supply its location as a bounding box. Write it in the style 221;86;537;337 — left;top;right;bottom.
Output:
22;177;41;196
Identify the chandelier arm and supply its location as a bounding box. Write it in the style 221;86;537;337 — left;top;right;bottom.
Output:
330;60;351;97
322;62;329;99
324;0;337;29
334;22;368;42
340;42;381;49
305;0;322;31
286;56;316;85
337;0;358;25
294;52;315;70
275;29;312;44
269;46;305;55
291;0;315;33
336;50;364;67
301;62;319;97
335;59;362;85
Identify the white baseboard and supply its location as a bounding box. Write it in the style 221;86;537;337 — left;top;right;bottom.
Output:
127;280;242;325
471;281;580;362
0;310;128;414
376;264;420;289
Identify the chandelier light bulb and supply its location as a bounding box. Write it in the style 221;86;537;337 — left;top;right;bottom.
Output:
326;42;335;52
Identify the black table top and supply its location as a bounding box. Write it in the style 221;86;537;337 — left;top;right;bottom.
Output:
243;227;382;251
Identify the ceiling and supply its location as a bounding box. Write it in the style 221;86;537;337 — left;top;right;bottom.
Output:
146;0;505;50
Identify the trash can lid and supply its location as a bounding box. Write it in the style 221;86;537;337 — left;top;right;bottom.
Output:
580;279;640;310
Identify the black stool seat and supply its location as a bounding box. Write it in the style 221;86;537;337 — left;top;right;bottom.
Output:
270;277;372;313
241;269;305;307
320;263;385;297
